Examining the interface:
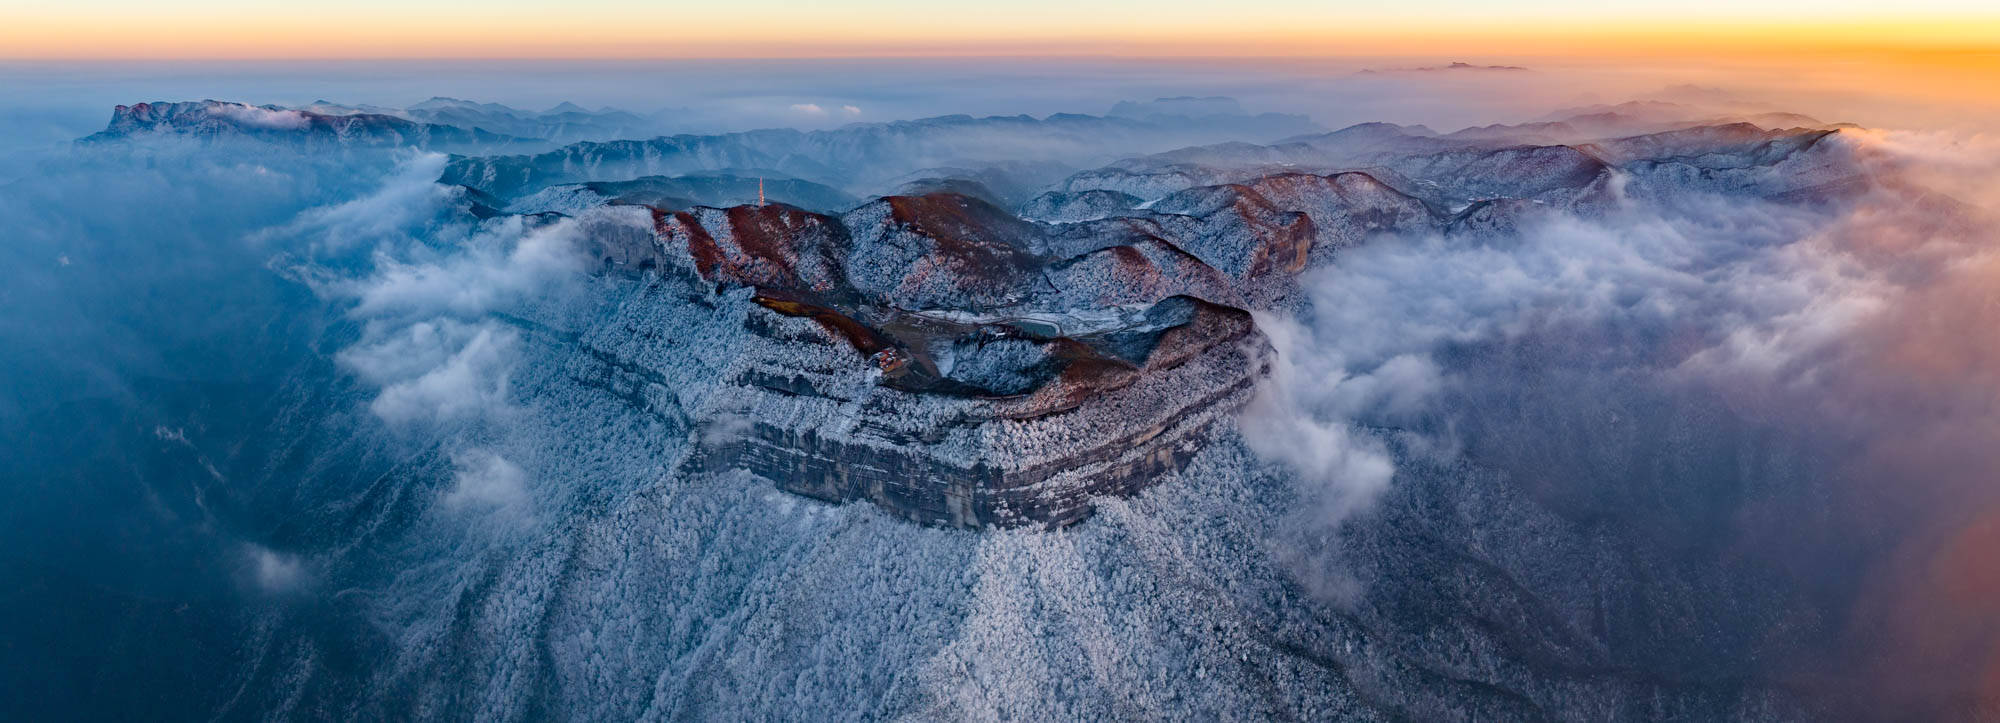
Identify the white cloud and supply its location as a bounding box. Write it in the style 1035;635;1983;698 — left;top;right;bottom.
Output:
789;103;828;117
1239;313;1403;537
343;215;585;319
1242;181;1878;583
244;544;306;593
340;319;519;426
323;211;586;426
262;152;455;253
700;412;755;447
443;448;530;512
210;103;310;130
284;156;602;429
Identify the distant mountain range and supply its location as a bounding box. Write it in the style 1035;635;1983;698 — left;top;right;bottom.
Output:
302;96;672;143
436;107;1324;198
1358;61;1531;74
82;96;1857;224
83;97;1325;199
80;100;538;150
82;97;689;149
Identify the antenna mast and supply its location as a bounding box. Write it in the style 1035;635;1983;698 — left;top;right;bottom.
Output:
757;177;765;207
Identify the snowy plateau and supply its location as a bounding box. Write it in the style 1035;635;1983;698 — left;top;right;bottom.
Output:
14;93;1984;721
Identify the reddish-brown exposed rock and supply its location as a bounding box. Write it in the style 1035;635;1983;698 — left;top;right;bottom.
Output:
654;204;852;295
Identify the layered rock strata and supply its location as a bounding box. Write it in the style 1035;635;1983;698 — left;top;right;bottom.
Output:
583;192;1290;528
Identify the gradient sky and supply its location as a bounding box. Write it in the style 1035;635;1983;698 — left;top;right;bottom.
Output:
5;0;1999;58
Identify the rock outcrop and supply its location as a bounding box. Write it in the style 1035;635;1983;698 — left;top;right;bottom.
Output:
82;100;534;149
583;193;1289;527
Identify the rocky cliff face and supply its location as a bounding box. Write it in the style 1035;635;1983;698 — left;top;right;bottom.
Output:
533;115;1876;529
83;100;535;149
694;296;1264;528
579;193;1283;528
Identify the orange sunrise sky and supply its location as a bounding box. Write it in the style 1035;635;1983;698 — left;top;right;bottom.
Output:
3;1;1997;59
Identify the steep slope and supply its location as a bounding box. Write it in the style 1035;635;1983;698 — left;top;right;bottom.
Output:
573;192;1278;527
82;100;536;150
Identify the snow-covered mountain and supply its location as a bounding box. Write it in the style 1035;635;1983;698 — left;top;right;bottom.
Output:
417;111;1889;531
85;97;689;149
394;96;665;143
438;107;1324;198
291;96;673;143
15;92;1991;721
82;100;538;150
1051;115;1858;211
